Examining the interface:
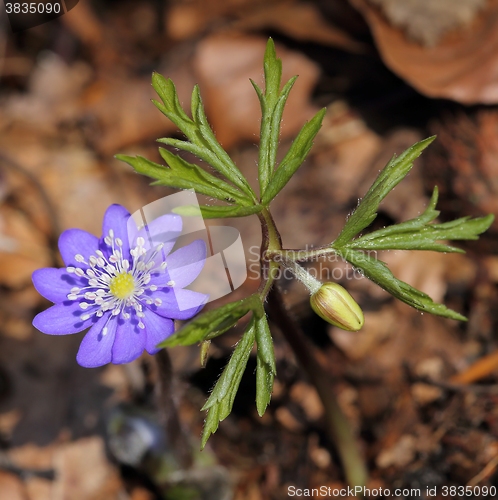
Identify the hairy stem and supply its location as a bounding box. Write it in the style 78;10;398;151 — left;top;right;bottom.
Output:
155;350;193;469
266;246;338;262
257;207;282;299
268;287;368;489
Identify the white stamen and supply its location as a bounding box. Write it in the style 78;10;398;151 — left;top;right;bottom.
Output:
62;222;176;335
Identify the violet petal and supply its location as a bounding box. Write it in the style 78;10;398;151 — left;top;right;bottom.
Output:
32;268;83;304
111;314;146;364
59;229;99;269
142;313;174;354
33;301;96;334
135;213;182;256
100;204;132;256
148;288;208;320
76;314;117;368
150;239;206;288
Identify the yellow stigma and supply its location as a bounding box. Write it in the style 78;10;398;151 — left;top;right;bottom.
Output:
109;272;135;300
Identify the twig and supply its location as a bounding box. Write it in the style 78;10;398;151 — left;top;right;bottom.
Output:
413;376;498;395
467;453;498;487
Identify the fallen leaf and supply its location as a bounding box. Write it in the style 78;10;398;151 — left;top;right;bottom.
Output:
193;33;320;149
8;437;124;500
350;0;498;103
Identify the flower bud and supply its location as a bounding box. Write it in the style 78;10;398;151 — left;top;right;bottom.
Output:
310;282;364;331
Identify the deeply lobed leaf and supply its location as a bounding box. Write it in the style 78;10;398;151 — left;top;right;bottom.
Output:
348;187;495;252
201;319;257;448
332;136;436;247
336;247;467;321
158;295;262;348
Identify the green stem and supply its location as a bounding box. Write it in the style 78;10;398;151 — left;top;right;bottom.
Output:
258;209;368;489
267;246;338;262
275;256;322;294
268;287;368;489
257;207;282;299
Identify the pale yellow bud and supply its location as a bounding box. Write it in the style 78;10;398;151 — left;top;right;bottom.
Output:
310;282;364;331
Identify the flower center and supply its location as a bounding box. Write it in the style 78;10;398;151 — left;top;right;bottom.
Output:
109;272;135;300
66;231;168;331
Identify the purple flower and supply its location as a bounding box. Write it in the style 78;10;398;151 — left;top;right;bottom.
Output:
32;204;207;367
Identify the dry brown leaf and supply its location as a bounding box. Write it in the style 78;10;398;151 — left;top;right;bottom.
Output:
166;0;274;40
350;0;498;104
0;472;25;500
428;110;498;231
167;0;364;53
233;2;366;53
79;66;197;155
368;0;487;47
8;437;124;500
193;33;320;149
290;382;323;421
0;206;51;287
376;434;416;468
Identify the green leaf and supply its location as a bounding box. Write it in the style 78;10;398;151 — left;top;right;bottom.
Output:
115;154;242;204
189;86;255;199
157;137;256;198
263;38;282;108
257;76;298;197
255;315;276;416
333;136;436;247
173;204;263;219
348;187;495;253
159;148;250;204
151;74;256;202
254;39;291;195
261;108;326;204
158;295;262;348
151;73;196;138
336;247;466;321
201;319;257;448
